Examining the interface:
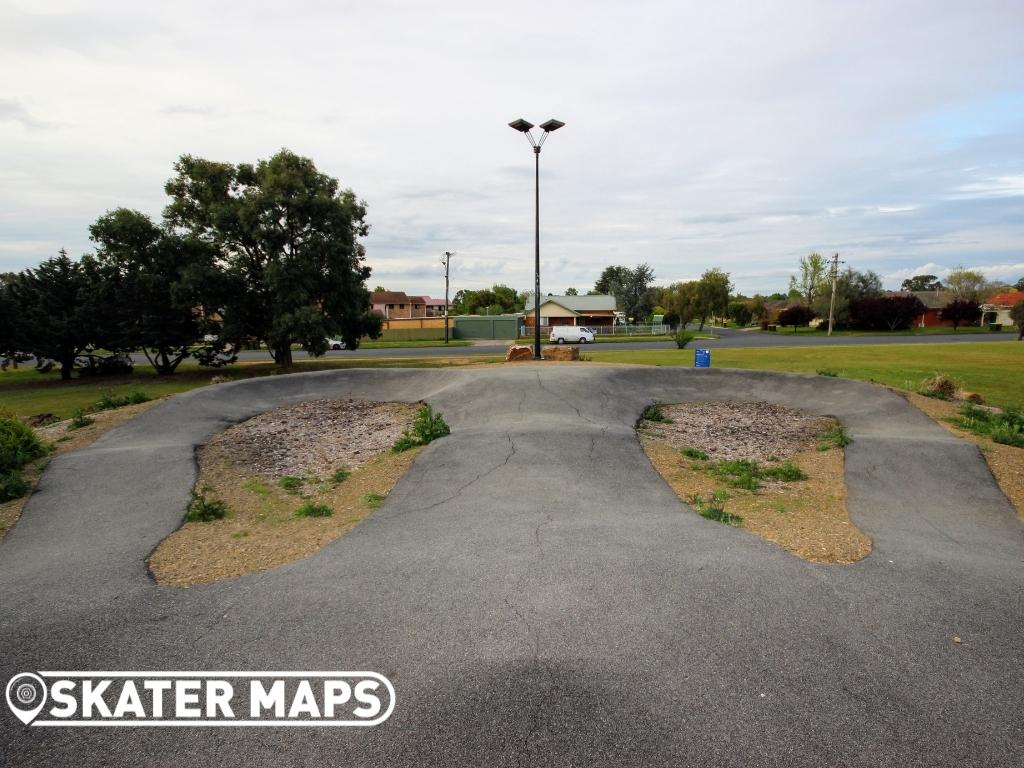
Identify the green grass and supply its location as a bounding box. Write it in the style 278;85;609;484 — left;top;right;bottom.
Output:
818;424;851;451
295;501;334;518
0;355;500;419
392;404;451;453
587;342;1024;408
277;476;303;492
330;467;351;483
759;461;808;481
681;446;709;460
363;492;385;508
950;404;1024;447
766;325;1013;336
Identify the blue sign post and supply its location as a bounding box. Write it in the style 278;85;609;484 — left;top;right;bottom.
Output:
694;348;711;368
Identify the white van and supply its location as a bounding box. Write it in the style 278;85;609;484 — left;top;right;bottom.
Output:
549;326;595;344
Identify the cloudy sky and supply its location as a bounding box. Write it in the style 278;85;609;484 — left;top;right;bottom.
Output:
2;1;1023;298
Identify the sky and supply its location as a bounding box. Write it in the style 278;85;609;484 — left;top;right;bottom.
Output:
1;0;1023;299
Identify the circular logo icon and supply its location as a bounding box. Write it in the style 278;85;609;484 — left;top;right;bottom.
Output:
5;673;48;725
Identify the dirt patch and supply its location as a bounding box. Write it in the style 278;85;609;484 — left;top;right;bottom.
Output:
0;400;161;543
640;401;834;461
148;399;424;587
639;402;871;563
903;392;1024;520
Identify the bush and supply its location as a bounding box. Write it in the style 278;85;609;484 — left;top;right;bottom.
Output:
331;467;351;483
0;412;48;474
673;330;695;349
848;295;926;331
94;389;150;411
940;299;981;331
0;469;30;503
392;405;450;453
186;490;228;522
295;501;333;518
817;368;838;377
919;373;959;400
777;304;815;330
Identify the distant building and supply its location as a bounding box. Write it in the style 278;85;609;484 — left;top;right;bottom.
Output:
902;290;955;327
522;294;617;328
982;291;1024;326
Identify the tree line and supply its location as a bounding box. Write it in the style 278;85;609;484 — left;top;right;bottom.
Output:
0;150;382;379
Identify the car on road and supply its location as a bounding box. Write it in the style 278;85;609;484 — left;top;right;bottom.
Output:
326;338;347;350
550;326;595;344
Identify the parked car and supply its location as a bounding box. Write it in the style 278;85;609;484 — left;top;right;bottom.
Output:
326;338;347;350
549;326;595;344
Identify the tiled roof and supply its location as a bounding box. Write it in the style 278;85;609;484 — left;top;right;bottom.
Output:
371;291;410;304
986;291;1024;307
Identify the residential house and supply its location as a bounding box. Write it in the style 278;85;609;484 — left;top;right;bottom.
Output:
370;291;427;319
522;294;617;328
422;296;448;317
905;290;955;327
982;291;1024;326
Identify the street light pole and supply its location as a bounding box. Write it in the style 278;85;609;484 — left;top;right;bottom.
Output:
441;251;453;344
509;117;565;360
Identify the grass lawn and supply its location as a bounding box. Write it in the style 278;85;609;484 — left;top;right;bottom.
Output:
587;341;1024;408
765;325;1013;336
0;355;500;419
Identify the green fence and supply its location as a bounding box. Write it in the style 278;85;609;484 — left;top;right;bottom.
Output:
453;316;521;339
367;327;447;342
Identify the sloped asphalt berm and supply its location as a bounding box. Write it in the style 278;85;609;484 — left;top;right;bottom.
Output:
1;366;1021;766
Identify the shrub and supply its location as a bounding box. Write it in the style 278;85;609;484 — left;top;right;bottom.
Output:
68;409;94;430
0;412;48;474
817;368;838;377
848;295;926;331
919;373;959;400
94;389;151;411
0;469;30;503
641;403;673;423
681;446;709;460
295;502;333;518
277;475;303;492
777;304;815;330
186;490;228;522
818;423;851;450
673;330;695;349
331;467;351;483
940;299;982;331
392;405;450;453
760;461;808;481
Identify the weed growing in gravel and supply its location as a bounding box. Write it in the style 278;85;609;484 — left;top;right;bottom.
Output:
688;489;742;526
186;489;228;522
331;467;351;483
295;502;333;518
641;403;673;423
241;480;270;495
277;476;303;493
94;389;151;411
363;493;385;508
818;423;851;451
681;446;709;460
760;461;808;481
393;405;450;453
711;458;762;490
68;409;94;430
951;404;1024;448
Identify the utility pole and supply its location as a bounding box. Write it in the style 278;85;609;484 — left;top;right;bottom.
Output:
827;252;845;336
441;251;454;344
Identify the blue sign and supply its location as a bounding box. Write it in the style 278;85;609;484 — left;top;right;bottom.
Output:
694;348;711;368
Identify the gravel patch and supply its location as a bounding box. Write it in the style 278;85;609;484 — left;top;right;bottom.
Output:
207;399;419;481
640;401;833;460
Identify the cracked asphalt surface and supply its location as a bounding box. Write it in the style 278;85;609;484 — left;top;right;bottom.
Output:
1;365;1022;766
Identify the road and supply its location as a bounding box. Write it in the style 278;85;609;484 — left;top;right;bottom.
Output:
205;327;1017;363
2;366;1021;766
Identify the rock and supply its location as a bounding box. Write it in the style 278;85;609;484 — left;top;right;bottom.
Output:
506;345;535;362
543;346;579;361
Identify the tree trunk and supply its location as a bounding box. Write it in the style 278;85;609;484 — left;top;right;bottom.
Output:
274;346;293;367
60;357;73;380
